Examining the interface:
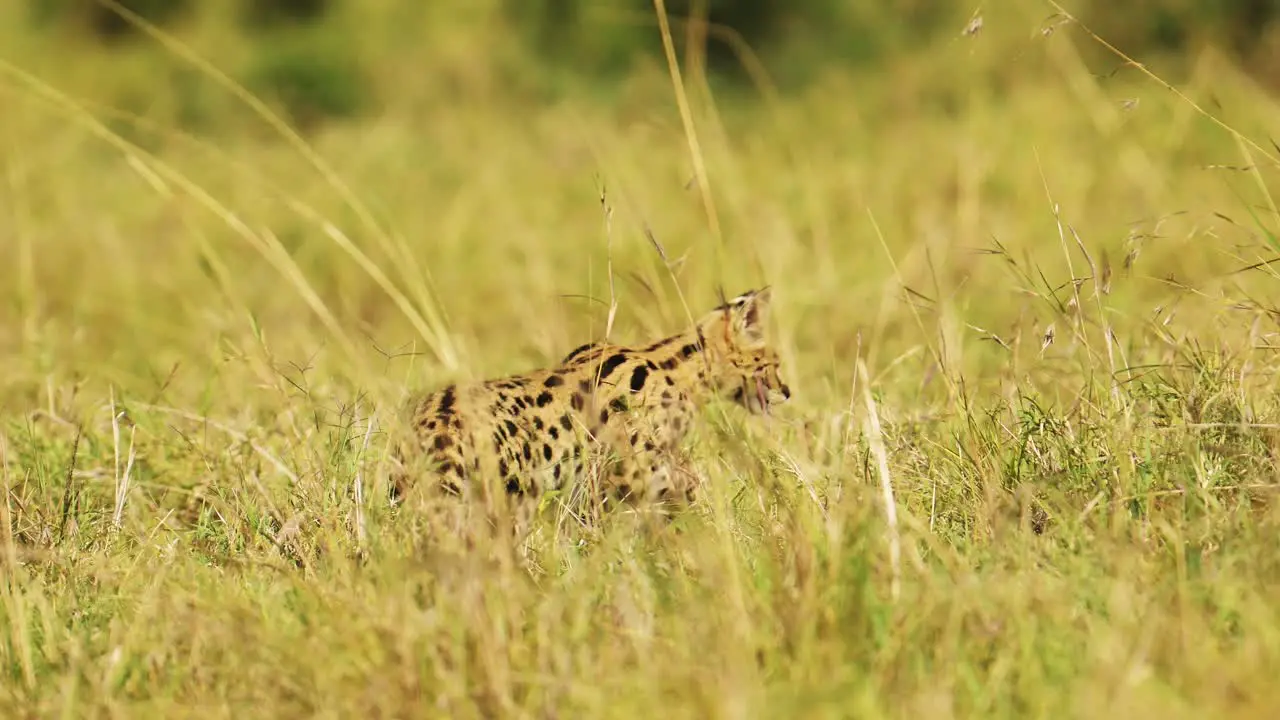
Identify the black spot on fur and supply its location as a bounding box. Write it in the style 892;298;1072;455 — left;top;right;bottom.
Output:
629;366;649;392
679;341;703;358
659;356;680;370
563;342;596;363
544;374;564;387
433;435;451;450
643;336;676;352
609;397;628;412
571;393;586;411
599;409;609;424
504;419;518;437
598;353;628;380
533;417;544;430
542;444;552;461
549;426;559;440
536;391;553;407
499;458;509;477
506;478;522;495
560;414;573;432
522;442;532;461
437;385;457;417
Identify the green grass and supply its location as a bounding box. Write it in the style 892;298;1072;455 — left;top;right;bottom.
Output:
2;1;1280;717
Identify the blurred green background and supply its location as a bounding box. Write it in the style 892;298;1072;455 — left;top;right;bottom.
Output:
15;0;1280;132
6;0;1280;448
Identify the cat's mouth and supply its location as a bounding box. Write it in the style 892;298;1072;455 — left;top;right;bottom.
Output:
735;379;791;414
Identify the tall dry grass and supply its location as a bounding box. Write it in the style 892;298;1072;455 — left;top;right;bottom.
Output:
0;1;1278;717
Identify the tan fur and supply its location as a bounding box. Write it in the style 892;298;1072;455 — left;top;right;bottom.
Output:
389;288;790;522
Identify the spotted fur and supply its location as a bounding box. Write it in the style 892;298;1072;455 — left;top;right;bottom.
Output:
389;288;790;520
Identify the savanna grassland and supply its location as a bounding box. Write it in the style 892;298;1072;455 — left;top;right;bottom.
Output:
1;1;1279;717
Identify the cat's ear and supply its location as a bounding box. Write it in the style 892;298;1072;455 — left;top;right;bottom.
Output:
700;287;772;347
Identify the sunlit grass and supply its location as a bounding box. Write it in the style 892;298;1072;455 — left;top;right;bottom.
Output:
1;2;1279;717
